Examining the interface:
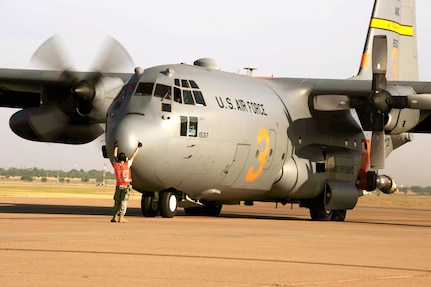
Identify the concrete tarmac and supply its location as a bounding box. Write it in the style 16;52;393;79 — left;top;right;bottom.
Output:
0;196;430;287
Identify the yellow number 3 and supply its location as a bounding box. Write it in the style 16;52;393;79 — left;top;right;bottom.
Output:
246;128;270;182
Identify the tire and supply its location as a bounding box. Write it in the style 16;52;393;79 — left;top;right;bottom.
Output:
141;192;159;217
184;202;223;216
203;201;223;216
309;192;333;221
160;191;177;218
184;207;203;215
331;210;347;221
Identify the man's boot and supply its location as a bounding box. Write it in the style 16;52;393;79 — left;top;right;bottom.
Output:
119;215;128;223
111;214;119;222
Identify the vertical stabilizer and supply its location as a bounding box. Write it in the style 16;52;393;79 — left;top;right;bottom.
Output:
356;0;418;81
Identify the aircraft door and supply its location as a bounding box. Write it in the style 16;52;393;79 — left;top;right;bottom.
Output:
219;144;250;187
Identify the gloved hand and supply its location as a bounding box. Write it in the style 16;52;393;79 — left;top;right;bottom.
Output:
138;142;143;148
114;140;119;148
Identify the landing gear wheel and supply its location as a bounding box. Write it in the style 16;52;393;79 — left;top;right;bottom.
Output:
141;192;159;217
160;191;177;218
309;192;333;221
184;207;202;215
203;201;223;216
184;201;223;216
331;210;347;221
309;191;347;221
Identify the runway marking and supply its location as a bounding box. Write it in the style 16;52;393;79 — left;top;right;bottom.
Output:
282;275;430;286
2;247;431;274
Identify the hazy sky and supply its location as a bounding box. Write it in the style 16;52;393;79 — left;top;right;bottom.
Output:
0;0;430;186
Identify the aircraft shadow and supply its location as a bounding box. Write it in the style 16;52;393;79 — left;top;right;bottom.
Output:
0;202;309;221
0;202;139;217
215;212;309;221
2;202;427;226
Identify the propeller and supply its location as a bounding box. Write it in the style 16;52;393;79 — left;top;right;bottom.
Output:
22;35;134;142
313;36;431;169
368;35;391;170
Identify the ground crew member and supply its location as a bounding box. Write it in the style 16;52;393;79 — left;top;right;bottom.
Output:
111;140;142;223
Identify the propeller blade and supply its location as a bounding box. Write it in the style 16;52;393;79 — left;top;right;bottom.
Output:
31;35;133;117
372;35;387;75
30;35;72;72
370;130;386;170
92;36;135;73
406;93;431;109
30;35;76;85
368;35;389;170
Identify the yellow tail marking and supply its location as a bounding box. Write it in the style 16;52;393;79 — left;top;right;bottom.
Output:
370;18;414;37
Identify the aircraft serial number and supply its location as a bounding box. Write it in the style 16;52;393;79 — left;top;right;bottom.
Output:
198;132;209;138
215;97;267;116
333;165;354;175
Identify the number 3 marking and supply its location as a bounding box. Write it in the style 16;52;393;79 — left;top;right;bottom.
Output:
392;47;399;80
246;128;270;182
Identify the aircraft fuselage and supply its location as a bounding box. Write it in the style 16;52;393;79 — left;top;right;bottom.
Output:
106;62;365;207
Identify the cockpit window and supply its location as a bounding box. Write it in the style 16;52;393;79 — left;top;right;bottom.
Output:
154;84;172;99
181;80;189;88
135;82;154;96
174;87;182;103
189;80;199;89
193;90;205;105
183;90;194;105
173;78;206;107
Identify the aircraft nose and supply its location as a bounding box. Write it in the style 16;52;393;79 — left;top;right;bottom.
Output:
107;114;168;179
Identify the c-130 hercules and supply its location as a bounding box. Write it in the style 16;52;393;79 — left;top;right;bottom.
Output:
0;0;430;220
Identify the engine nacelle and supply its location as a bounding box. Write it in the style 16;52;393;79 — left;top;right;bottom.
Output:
8;76;125;144
384;86;420;134
76;76;125;121
9;107;104;144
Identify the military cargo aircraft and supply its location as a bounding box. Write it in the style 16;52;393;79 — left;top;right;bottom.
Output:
1;0;430;220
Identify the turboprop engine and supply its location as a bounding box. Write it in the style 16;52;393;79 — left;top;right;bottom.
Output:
8;35;134;144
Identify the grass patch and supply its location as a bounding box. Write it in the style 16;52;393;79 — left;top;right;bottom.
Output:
357;193;431;208
1;184;430;209
0;184;113;198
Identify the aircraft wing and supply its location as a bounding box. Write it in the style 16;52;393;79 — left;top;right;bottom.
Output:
305;78;431;133
0;68;130;108
0;68;132;144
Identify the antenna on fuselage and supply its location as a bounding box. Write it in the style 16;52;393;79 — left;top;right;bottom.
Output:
244;67;257;76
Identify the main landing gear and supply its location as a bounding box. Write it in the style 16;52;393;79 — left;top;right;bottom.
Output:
141;190;223;218
141;189;178;218
307;191;347;221
183;201;223;216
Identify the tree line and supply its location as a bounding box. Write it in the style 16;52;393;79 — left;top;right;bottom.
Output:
0;167;114;183
1;167;431;194
399;186;431;195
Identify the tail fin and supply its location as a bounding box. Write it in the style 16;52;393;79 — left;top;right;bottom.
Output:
356;0;418;81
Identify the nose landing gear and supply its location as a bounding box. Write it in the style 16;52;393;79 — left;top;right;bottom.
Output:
141;189;178;218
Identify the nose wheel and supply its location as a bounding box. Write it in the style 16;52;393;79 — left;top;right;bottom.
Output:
160;190;178;218
141;190;178;218
141;192;159;217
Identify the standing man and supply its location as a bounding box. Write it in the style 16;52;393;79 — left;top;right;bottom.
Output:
111;140;142;223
